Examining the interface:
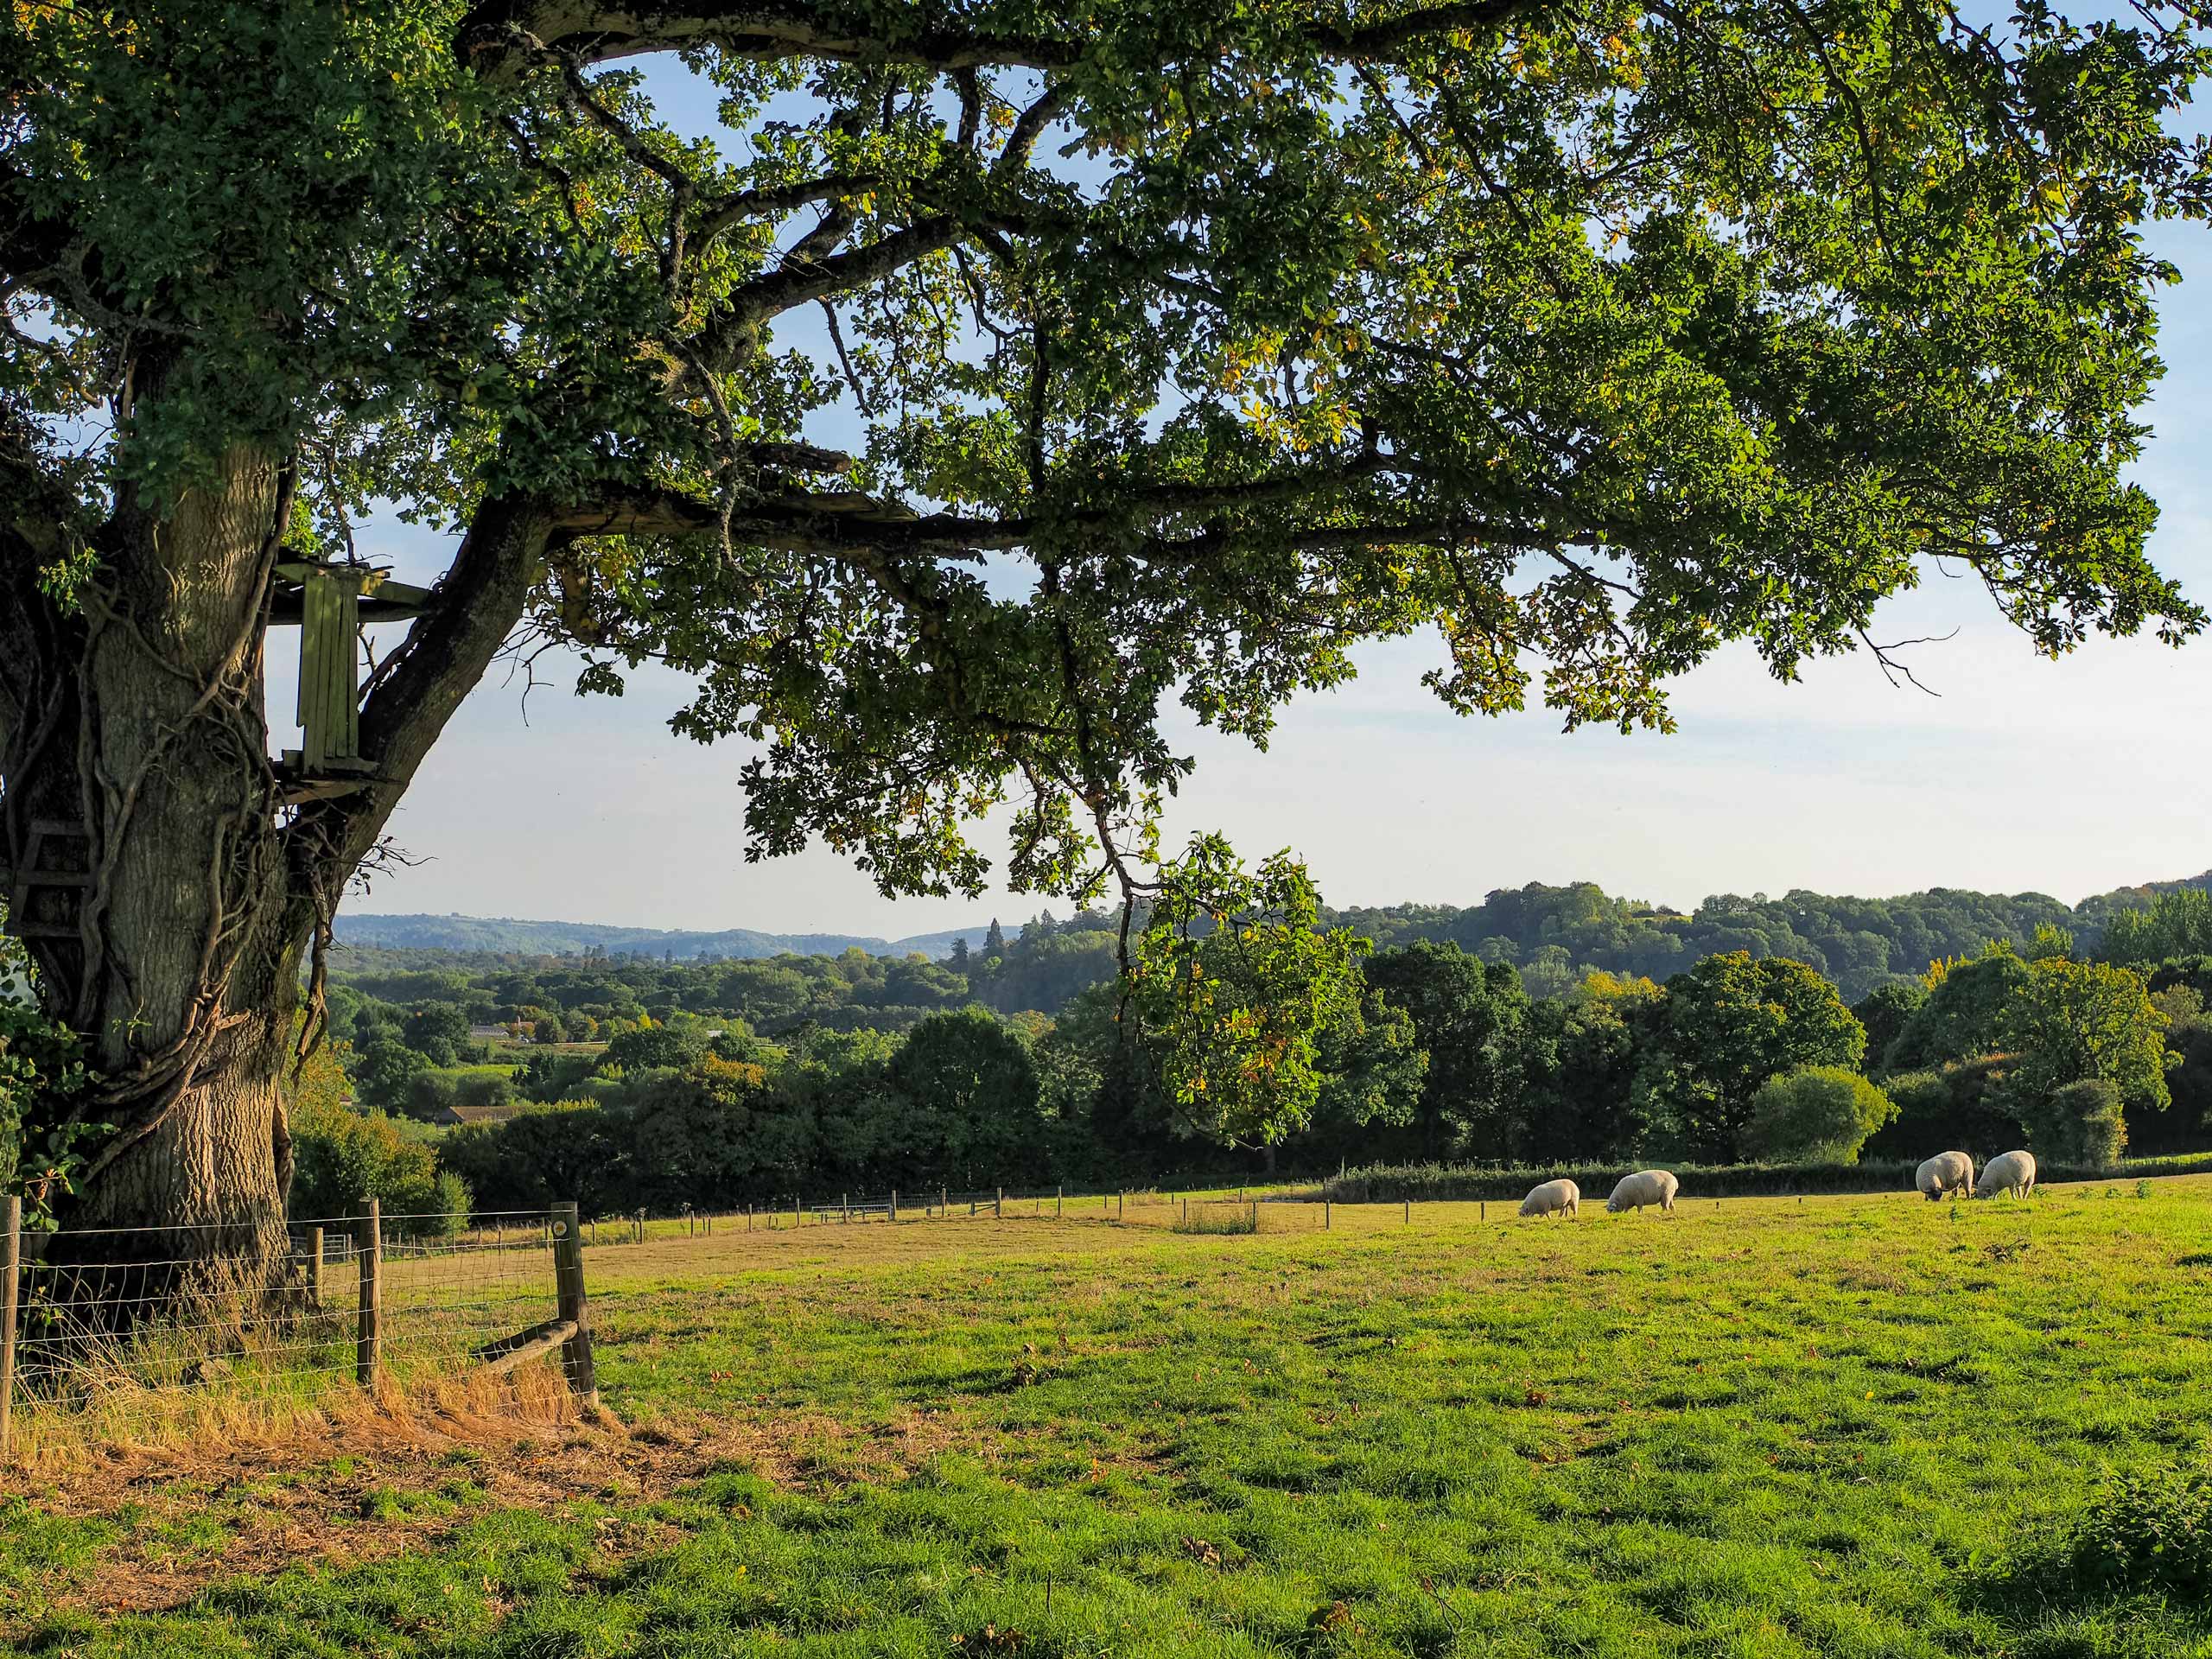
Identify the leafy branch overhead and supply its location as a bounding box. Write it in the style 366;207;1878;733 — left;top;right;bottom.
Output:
8;0;2211;928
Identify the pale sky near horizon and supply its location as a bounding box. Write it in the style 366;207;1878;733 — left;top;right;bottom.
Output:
305;50;2212;938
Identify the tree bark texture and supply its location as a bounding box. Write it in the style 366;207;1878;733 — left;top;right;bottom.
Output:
1;363;553;1309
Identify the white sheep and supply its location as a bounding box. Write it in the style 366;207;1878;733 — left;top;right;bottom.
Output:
1974;1149;2037;1200
1916;1151;1974;1201
1605;1170;1679;1214
1519;1178;1580;1219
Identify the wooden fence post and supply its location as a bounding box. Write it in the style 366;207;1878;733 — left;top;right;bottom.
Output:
995;1187;1003;1219
356;1197;382;1388
1324;1199;1332;1230
794;1196;802;1229
1118;1191;1124;1221
942;1186;949;1218
890;1189;899;1223
308;1225;324;1310
636;1209;645;1244
1404;1200;1411;1226
551;1201;597;1406
1;1195;19;1459
1057;1185;1063;1219
842;1193;850;1224
1480;1201;1486;1222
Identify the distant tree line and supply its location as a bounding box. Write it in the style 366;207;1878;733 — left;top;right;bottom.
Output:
291;883;2212;1219
1332;876;2206;1002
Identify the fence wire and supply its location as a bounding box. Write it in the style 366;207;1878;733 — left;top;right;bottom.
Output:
3;1183;1894;1427
9;1211;565;1412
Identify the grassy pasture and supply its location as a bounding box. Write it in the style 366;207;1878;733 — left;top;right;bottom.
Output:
7;1181;2212;1656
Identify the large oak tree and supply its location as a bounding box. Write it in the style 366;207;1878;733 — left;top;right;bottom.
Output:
3;0;2209;1275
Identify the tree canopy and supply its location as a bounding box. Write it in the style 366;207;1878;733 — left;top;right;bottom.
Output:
10;0;2211;912
6;0;2212;1249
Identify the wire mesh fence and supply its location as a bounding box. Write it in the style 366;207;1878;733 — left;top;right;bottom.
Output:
554;1186;1523;1241
0;1198;597;1452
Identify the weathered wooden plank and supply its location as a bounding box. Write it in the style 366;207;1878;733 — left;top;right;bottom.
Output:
334;572;360;760
315;574;344;769
474;1318;579;1374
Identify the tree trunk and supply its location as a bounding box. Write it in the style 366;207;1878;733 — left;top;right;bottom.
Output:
5;372;302;1302
1;354;551;1320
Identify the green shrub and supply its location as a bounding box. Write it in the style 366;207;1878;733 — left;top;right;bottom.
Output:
408;1168;472;1237
454;1071;514;1109
403;1069;461;1120
0;1002;102;1226
1743;1066;1897;1165
2016;1077;2128;1168
287;1041;467;1226
1864;1054;2022;1162
436;1100;626;1215
2005;1464;2212;1602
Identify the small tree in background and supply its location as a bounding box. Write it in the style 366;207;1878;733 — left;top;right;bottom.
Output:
597;1024;711;1075
1363;941;1528;1160
1513;974;1666;1166
285;1040;468;1234
1636;953;1866;1161
1999;957;2171;1117
1127;837;1367;1149
886;1007;1048;1188
1885;946;2032;1072
622;1057;782;1210
1744;1067;1899;1165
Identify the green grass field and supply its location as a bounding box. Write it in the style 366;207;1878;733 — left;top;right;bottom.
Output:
6;1181;2212;1656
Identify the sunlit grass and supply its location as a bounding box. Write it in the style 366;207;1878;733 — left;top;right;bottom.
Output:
10;1179;2212;1655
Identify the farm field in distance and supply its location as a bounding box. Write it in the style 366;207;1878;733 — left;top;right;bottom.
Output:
6;1183;2212;1657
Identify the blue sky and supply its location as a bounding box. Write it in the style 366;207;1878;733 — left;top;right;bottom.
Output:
314;51;2212;935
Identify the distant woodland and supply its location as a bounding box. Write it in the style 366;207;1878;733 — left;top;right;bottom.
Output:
334;869;2212;1011
281;874;2212;1224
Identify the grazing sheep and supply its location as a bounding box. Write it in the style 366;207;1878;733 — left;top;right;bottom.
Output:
1974;1149;2037;1200
1519;1178;1580;1220
1605;1170;1679;1214
1916;1151;1974;1201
